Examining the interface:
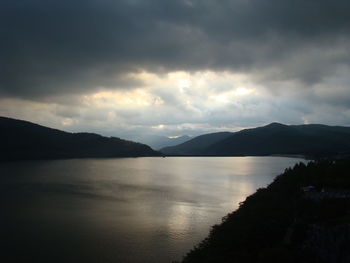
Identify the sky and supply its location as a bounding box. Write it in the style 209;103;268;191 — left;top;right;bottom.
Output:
1;0;350;140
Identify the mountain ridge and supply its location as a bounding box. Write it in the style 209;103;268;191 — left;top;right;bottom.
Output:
130;134;191;150
161;131;233;155
161;123;350;157
0;116;160;161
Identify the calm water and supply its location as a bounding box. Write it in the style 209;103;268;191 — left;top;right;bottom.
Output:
0;157;304;263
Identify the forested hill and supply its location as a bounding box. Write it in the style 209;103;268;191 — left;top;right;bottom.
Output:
161;132;233;155
181;160;350;263
161;123;350;157
0;116;160;161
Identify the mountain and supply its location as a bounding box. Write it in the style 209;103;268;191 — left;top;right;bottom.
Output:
161;132;233;155
130;135;191;150
161;123;350;157
0;116;160;161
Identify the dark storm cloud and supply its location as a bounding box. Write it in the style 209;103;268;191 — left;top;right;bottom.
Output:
1;0;350;98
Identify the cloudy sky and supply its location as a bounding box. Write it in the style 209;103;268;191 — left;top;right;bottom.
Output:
1;0;350;140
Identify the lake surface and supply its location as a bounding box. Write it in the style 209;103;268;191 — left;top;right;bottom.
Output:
0;157;304;263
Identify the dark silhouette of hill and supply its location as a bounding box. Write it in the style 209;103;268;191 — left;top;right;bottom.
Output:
131;134;191;150
161;123;350;157
161;132;233;155
0;116;160;161
181;160;350;263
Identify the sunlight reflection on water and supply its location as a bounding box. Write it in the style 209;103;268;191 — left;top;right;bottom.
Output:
0;157;304;262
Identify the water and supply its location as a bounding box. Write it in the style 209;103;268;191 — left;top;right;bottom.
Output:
0;157;304;263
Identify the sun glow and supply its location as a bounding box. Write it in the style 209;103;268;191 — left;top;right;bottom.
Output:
235;87;253;96
151;124;165;129
82;90;164;108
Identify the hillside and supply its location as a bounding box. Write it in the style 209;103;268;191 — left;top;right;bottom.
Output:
0;116;160;161
161;132;233;155
131;135;191;150
181;160;350;263
161;123;350;157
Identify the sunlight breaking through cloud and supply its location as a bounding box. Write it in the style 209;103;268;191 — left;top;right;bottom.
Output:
1;67;350;140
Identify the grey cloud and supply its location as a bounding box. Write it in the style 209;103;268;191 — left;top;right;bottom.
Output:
1;0;350;99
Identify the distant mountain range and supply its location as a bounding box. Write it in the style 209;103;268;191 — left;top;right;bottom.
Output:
130;134;191;150
3;117;350;161
161;131;233;155
161;123;350;157
0;116;160;161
